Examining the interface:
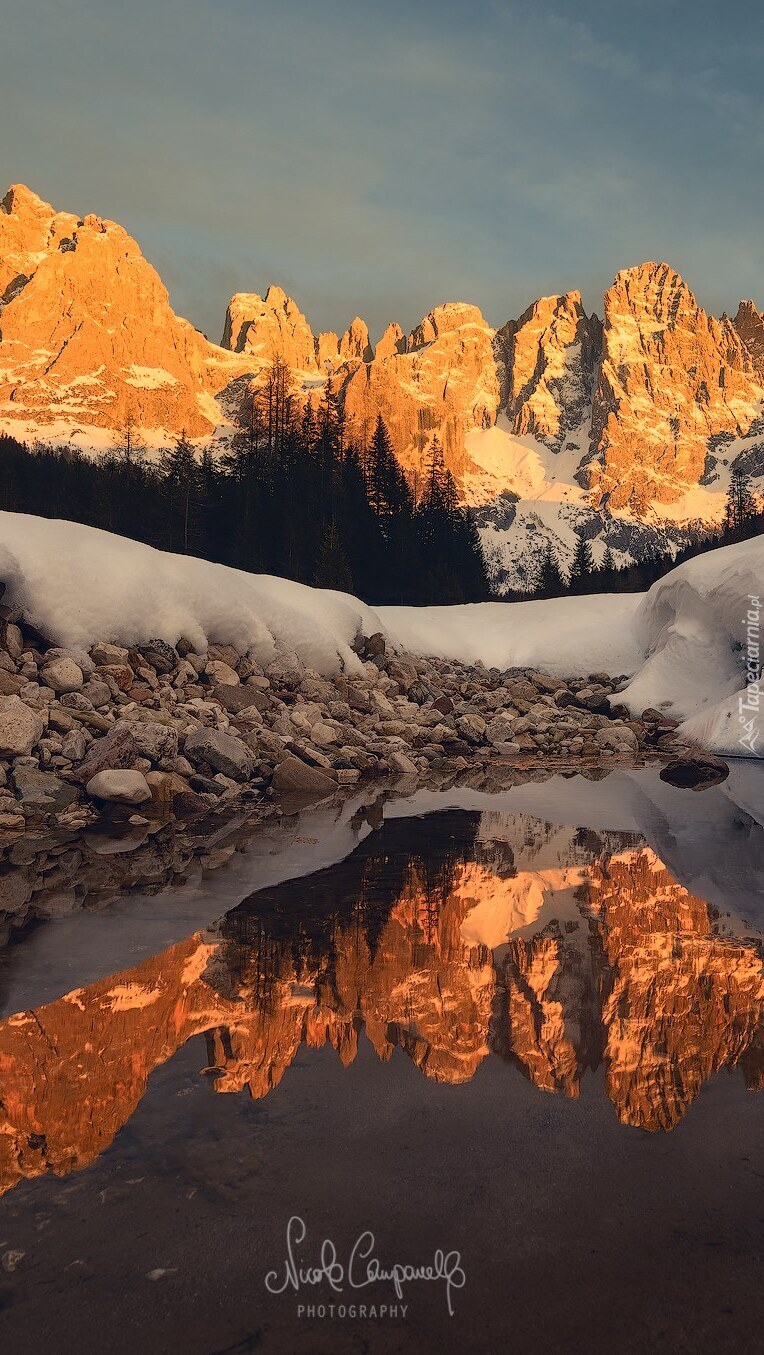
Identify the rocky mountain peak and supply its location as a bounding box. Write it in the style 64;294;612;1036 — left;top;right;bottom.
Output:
221;286;317;371
584;260;763;513
734;298;764;368
2;182;55;220
375;321;406;359
339;316;372;363
0;182;246;440
409;302;488;349
499;290;599;447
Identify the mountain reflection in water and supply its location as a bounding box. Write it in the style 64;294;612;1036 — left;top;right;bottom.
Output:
0;802;761;1197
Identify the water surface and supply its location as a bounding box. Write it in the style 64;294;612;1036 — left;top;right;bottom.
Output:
0;767;762;1353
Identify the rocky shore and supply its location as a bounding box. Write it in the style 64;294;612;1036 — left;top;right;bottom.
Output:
0;597;734;953
0;602;723;843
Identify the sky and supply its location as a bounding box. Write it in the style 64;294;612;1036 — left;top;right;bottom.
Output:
2;0;763;343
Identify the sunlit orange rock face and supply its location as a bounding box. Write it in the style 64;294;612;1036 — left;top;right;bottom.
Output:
0;839;761;1196
4;184;764;527
334;303;500;482
223;290;501;480
496;291;600;449
0;184;244;438
585;263;764;513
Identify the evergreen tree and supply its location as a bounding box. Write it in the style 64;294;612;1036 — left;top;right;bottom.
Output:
367;415;412;528
313;520;353;592
536;541;566;598
117;409;144;463
568;532;595;593
723;469;758;541
162;431;200;553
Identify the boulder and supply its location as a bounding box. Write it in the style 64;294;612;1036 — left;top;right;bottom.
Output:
0;696;45;757
388;750;418;776
86;770;152;804
456;713;487;744
183;727;255;781
90;642;129;666
60;727;89;762
310;721;339;748
80;678;112;707
595;725;639;753
659;753;729;791
531;672;566;693
364;632;386;658
208;642;242;670
0;671;26;696
271;754;335;795
139;639;178;674
2;623;24;659
119;719;178;763
206;659;239;686
641;707;680;729
40;656;83;693
77;722;143;781
211;683;260;714
95;663;135;692
12;767;79;810
486;715;516;746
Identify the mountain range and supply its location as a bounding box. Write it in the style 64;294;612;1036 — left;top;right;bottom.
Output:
2;182;763;591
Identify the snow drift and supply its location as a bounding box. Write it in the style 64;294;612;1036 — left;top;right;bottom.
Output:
0;512;762;756
617;535;764;757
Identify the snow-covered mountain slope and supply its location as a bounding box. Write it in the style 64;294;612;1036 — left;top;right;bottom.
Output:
0;512;762;755
2;184;764;587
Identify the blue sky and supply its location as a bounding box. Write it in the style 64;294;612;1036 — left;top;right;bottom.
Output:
3;0;762;341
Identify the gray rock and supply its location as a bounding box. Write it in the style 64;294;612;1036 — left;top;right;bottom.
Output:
86;769;152;804
189;773;225;796
3;623;24;659
77;722;144;781
211;683;261;714
119;719;179;764
12;767;79;810
183;727;255;781
0;671;26;696
456;713;486;744
0;696;45;757
61;691;94;711
81;678;112;708
659;753;729;791
310;720;339;748
61;728;89;762
486;715;516;746
205;659;239;685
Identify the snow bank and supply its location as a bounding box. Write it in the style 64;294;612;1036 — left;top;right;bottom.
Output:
0;514;381;676
0;512;763;756
377;595;642;675
0;512;642;679
616;535;764;756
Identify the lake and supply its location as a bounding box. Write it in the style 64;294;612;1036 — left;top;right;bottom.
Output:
0;765;762;1354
